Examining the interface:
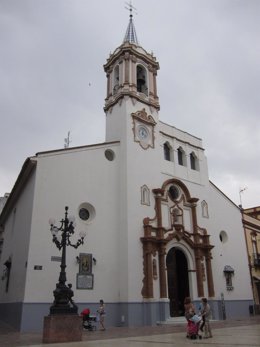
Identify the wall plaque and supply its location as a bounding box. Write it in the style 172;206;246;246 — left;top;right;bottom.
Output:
77;274;94;289
51;256;62;262
34;265;43;270
79;253;92;274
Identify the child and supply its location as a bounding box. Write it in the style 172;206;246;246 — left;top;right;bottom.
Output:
97;299;106;331
201;297;212;338
184;296;195;321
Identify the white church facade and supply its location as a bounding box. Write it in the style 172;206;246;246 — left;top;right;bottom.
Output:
0;12;253;332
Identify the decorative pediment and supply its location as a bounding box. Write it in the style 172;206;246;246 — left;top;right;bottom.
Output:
131;108;156;126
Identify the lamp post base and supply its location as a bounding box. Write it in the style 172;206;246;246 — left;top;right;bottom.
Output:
50;304;78;315
42;314;82;343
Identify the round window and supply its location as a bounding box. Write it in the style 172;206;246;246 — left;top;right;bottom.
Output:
78;203;96;223
79;208;90;221
105;149;115;161
168;185;179;201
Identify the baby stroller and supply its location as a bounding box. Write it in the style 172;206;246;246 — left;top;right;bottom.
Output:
81;308;97;331
186;315;202;340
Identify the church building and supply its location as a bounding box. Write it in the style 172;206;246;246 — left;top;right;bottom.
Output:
0;10;253;332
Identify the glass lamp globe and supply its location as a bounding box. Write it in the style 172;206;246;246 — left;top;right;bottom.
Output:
49;218;56;226
79;231;86;239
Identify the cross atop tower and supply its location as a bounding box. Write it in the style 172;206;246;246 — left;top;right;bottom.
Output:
123;1;139;44
125;1;137;18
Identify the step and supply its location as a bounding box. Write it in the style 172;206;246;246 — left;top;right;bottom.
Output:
157;316;187;325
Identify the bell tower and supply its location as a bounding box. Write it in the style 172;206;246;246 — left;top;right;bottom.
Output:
102;6;163;308
103;5;160;142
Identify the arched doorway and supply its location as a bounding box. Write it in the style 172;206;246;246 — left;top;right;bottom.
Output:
166;247;190;316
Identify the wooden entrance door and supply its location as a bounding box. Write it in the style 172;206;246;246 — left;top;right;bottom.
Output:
166;247;190;316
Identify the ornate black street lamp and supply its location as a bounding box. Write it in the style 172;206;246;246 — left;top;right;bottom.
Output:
49;206;86;314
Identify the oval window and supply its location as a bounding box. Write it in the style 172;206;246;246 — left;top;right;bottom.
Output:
219;230;228;243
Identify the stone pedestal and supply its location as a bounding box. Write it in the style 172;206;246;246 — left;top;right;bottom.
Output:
42;314;82;343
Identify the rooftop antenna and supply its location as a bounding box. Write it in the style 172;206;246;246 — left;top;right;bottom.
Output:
64;131;71;148
239;187;247;207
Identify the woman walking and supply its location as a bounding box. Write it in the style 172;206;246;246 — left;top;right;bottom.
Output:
201;297;213;338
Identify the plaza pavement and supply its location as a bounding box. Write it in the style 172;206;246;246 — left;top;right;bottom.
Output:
0;316;260;347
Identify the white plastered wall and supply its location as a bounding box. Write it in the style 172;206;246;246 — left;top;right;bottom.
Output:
0;169;36;303
208;183;253;301
23;143;121;304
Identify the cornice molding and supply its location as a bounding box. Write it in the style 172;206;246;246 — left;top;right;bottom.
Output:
104;92;160;112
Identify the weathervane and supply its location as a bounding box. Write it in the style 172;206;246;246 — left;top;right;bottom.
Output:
125;1;137;17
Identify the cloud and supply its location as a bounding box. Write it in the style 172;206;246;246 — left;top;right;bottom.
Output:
0;0;259;208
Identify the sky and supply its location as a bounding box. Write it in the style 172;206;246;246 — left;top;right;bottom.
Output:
0;0;259;208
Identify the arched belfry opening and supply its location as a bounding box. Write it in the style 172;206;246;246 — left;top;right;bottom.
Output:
137;64;148;95
166;247;190;317
141;178;215;310
113;65;120;94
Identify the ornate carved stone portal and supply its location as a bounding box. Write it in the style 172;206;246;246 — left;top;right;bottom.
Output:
140;179;215;300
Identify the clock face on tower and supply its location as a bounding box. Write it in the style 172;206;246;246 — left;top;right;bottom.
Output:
138;125;149;140
132;109;156;150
